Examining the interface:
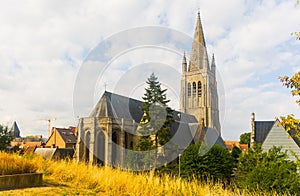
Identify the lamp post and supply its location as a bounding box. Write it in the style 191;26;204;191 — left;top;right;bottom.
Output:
178;153;181;177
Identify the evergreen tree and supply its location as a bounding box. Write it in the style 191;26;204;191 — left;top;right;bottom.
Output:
134;73;174;165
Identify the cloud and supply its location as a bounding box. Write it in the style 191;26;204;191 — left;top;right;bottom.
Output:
0;0;299;140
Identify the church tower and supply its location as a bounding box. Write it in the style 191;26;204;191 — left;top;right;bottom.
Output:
180;12;221;135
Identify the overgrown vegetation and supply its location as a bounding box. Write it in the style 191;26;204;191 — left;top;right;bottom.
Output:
1;151;298;195
235;145;300;194
0;152;236;195
180;143;234;182
0;151;39;175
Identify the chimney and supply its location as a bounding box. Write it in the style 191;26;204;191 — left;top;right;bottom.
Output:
250;113;255;148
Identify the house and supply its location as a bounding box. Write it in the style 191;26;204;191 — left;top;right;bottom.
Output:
46;127;77;149
225;141;248;152
10;135;46;151
250;113;300;161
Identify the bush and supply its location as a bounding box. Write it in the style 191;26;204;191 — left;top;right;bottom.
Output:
180;143;234;182
235;145;300;194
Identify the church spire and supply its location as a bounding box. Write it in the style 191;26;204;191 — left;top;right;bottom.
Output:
182;52;187;73
189;11;209;71
211;53;216;77
194;11;206;47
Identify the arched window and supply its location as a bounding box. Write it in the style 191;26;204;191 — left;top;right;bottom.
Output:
198;81;202;97
187;83;191;96
192;82;196;96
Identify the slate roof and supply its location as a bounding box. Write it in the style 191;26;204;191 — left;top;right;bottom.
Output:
90;91;144;122
56;128;77;144
35;148;74;160
90;91;226;147
254;121;275;144
254;120;300;148
13;121;20;138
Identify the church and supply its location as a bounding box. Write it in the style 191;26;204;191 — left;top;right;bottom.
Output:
75;13;224;166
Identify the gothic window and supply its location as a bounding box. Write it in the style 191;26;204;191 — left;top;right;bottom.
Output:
192;82;196;96
198;81;202;97
188;83;191;96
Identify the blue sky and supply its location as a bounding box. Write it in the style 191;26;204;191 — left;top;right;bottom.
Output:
0;0;299;140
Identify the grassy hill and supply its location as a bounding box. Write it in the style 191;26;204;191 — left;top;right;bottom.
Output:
0;152;284;196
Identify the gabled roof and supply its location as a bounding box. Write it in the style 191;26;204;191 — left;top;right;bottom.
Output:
56;128;77;144
254;121;275;144
254;120;300;148
90;91;144;122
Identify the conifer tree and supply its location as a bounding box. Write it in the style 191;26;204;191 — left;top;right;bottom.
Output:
136;73;174;152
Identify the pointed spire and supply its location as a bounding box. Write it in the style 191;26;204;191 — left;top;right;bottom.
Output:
13;121;20;138
182;52;187;73
211;53;216;77
189;11;209;71
194;11;206;47
211;53;215;67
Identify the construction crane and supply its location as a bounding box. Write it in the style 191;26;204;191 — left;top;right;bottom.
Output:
37;118;56;138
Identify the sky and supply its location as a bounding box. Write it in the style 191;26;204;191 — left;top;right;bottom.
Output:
0;0;300;140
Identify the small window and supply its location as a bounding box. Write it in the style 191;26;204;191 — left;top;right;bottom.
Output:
198;81;202;97
192;82;196;96
187;83;191;97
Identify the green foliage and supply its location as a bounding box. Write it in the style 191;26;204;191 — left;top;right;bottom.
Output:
231;145;242;165
239;132;250;147
235;145;300;194
0;124;13;151
139;73;174;147
135;73;174;157
180;143;234;182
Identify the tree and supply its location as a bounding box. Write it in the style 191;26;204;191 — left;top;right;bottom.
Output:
231;145;242;165
134;73;174;166
180;143;234;182
279;71;300;139
235;145;300;194
0;124;13;151
239;132;251;147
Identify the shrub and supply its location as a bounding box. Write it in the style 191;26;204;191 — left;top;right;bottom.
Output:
235;145;300;194
180;143;234;182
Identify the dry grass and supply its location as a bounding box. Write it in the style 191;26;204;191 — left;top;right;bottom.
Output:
0;152;286;196
0;152;39;175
